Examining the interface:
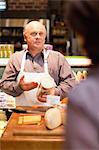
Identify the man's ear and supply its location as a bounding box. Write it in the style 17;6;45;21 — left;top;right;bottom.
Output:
23;34;27;42
24;38;26;42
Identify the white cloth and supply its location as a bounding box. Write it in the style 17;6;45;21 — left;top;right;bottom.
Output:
16;49;56;106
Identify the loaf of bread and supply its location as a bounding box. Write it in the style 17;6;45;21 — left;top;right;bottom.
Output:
76;71;84;81
59;105;67;125
83;70;88;79
44;107;62;129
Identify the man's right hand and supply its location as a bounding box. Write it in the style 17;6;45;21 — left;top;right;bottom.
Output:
19;75;38;91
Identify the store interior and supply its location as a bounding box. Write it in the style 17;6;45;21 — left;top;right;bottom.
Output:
0;0;85;56
0;1;91;144
0;0;91;78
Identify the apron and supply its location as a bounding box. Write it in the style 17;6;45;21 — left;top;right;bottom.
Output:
16;49;56;106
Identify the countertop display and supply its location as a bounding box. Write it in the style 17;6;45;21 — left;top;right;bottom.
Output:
0;110;7;138
0;58;9;66
0;106;64;150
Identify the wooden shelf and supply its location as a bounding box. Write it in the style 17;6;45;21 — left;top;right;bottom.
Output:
0;27;24;48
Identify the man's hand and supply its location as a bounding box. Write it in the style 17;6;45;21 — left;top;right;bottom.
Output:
37;87;55;103
19;75;38;91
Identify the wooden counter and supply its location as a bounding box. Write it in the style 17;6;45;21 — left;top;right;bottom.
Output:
0;107;64;150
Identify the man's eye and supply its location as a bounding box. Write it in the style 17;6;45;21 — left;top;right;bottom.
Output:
39;32;44;36
30;32;44;37
31;32;37;36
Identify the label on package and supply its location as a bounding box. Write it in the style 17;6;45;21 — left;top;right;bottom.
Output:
47;95;60;106
0;92;16;109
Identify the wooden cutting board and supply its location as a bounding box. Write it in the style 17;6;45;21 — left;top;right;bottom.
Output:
13;115;64;136
11;107;64;137
13;125;64;136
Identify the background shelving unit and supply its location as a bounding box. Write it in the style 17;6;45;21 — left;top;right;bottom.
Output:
0;56;91;79
0;27;24;52
50;20;70;55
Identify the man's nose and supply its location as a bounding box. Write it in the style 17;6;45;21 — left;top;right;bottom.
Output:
36;33;41;37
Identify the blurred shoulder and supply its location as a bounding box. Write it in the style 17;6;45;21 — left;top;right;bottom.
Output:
68;79;93;104
68;75;99;106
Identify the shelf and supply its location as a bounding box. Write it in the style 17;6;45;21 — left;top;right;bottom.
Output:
51;34;66;37
65;56;91;67
0;27;24;44
53;42;66;45
0;58;9;66
51;23;68;53
1;35;23;38
0;56;91;67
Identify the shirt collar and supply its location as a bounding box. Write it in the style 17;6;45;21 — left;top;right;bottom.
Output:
25;49;44;60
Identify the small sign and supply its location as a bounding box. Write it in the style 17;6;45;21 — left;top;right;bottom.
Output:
47;95;60;106
0;92;16;109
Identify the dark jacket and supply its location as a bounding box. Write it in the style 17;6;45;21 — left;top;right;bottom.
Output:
65;65;99;150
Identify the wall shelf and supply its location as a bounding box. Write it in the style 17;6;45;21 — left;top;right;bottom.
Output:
0;56;91;67
0;56;91;79
65;56;91;67
0;27;24;51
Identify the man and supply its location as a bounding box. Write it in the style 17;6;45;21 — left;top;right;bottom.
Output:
0;21;76;106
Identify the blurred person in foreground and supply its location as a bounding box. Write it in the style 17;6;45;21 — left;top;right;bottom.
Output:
0;21;76;106
64;0;99;149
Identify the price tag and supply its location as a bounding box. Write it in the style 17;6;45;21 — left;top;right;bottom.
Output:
0;92;16;109
47;95;60;106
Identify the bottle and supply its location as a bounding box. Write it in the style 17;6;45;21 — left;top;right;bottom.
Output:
36;74;55;98
0;45;3;58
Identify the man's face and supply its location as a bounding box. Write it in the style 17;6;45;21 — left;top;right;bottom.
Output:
24;22;46;51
